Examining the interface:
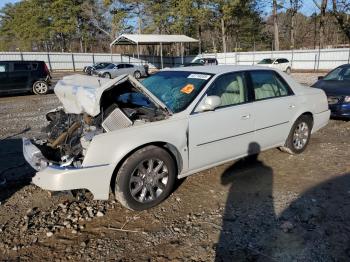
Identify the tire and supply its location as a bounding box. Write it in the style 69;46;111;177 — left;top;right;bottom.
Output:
134;70;141;79
32;81;49;95
286;67;291;74
115;145;176;210
102;73;111;79
282;115;312;154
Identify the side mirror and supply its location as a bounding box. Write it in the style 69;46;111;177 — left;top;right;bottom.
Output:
318;76;324;80
273;61;278;64
195;96;221;112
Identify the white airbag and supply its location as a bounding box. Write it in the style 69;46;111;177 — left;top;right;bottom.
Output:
54;74;127;117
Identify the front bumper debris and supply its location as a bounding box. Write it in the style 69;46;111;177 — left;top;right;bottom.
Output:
22;138;48;171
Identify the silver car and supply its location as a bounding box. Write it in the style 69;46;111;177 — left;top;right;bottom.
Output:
95;63;147;79
23;66;330;210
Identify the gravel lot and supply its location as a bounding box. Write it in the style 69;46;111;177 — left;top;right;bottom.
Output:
0;73;349;261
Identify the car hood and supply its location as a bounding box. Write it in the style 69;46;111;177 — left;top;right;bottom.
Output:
54;74;170;117
312;80;350;96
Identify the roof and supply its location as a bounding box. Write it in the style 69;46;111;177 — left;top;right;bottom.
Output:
165;65;277;74
110;34;198;46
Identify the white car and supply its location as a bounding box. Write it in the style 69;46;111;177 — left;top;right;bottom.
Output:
94;63;147;79
257;58;292;74
23;66;330;210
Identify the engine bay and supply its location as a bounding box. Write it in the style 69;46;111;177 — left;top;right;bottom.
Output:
29;79;167;168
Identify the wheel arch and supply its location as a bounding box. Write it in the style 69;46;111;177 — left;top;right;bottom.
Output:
109;141;183;190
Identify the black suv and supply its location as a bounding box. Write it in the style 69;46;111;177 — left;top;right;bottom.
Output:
0;61;51;95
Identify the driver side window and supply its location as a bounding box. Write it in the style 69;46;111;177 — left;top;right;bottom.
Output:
206;72;248;107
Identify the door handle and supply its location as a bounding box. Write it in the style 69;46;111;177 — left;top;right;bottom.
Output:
241;114;251;120
289;104;296;109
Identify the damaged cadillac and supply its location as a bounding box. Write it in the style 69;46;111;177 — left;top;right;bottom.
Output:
23;66;330;210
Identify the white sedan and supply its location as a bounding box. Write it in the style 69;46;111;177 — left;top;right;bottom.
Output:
23;66;330;210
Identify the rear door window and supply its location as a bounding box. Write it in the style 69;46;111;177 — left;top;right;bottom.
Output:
14;63;31;71
250;70;293;101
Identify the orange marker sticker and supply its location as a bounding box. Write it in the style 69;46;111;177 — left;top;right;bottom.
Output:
181;84;195;94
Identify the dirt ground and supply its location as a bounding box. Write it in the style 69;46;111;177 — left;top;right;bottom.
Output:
0;73;349;261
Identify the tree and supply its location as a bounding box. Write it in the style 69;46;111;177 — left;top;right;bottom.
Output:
273;0;279;50
331;0;350;42
313;0;328;48
288;0;303;49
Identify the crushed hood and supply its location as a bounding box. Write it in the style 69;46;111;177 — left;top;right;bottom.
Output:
54;74;170;117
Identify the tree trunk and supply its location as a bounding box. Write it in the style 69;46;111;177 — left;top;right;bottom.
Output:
198;24;202;54
273;0;279;51
291;13;295;49
221;18;226;53
319;0;327;49
138;16;142;34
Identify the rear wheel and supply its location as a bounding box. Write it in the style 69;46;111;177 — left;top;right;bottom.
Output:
134;70;141;79
32;81;48;95
282;115;312;154
286;67;291;74
114;146;176;210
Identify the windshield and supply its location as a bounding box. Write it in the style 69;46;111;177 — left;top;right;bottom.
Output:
192;59;205;64
258;59;274;64
323;67;344;81
95;63;109;69
141;71;213;113
104;64;115;69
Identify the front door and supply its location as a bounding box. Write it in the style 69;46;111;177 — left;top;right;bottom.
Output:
188;72;255;171
249;70;297;148
9;62;31;91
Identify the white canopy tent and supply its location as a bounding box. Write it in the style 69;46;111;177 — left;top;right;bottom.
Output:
110;34;199;68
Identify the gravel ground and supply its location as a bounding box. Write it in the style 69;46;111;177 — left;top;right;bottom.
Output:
0;72;349;261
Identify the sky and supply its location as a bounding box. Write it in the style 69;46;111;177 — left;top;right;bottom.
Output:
0;0;20;9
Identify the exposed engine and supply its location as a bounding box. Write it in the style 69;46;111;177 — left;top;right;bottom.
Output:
30;78;167;168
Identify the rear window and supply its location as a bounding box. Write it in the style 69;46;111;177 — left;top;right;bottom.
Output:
31;63;39;70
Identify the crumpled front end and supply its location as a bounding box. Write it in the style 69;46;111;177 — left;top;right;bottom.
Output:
23;74;168;199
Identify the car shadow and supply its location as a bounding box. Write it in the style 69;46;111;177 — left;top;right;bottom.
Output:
0;138;34;203
215;142;350;261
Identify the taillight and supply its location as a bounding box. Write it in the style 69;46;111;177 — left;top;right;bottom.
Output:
44;63;50;76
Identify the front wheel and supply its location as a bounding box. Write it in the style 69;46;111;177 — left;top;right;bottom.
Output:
286;67;291;74
282;115;312;154
102;73;111;79
32;81;49;95
114;146;176;210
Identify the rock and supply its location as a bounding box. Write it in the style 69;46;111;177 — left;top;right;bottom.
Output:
96;211;104;217
71;230;77;234
46;232;54;237
280;221;294;233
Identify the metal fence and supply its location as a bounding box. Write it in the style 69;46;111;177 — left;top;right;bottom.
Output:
1;48;350;71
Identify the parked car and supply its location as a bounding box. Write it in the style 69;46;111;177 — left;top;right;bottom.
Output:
95;63;147;79
184;57;218;67
257;58;292;74
312;64;350;119
83;62;112;75
23;66;329;210
0;60;51;95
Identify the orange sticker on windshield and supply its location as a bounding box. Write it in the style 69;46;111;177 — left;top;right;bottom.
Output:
181;84;195;94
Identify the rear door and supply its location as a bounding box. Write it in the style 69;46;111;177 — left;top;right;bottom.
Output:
10;62;32;91
123;64;135;75
188;72;255;170
249;70;297;149
0;62;9;94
